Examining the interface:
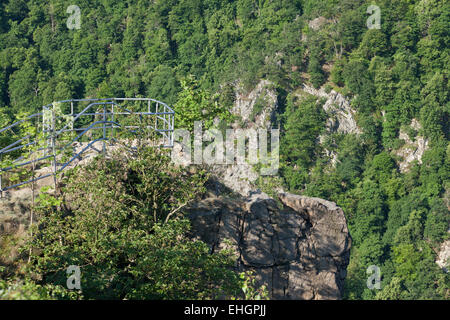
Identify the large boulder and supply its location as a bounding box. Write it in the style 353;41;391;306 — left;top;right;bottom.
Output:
186;192;351;300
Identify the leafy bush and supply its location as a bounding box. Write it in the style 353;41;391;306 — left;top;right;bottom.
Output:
23;146;243;299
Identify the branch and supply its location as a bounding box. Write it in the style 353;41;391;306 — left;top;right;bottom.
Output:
164;201;191;224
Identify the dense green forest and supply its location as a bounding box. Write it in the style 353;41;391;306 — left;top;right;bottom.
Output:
0;0;449;299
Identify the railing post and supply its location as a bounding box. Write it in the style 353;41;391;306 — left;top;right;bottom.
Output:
0;153;3;199
155;103;158;132
51;108;57;191
164;105;168;146
112;104;115;140
171;111;175;147
43;107;47;157
37;113;41;158
70;101;74;132
103;103;106;155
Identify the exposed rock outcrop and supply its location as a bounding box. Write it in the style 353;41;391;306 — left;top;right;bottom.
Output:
394;119;429;173
302;84;361;135
232;80;278;130
204;80;279;197
436;239;450;273
210;162;260;197
298;85;360;166
206;82;359;196
308;17;330;31
187;191;351;300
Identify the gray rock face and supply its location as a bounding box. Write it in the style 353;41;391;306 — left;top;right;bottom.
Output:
205;79;279;197
210;162;260;197
436;240;450;273
299;85;360;166
394;119;429;173
187;192;351;300
302;85;361;135
308;17;329;31
232;79;278;129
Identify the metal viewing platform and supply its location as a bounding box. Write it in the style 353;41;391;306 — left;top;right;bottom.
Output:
0;98;175;195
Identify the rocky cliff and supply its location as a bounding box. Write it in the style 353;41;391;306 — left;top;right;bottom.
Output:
301;84;361;136
394;119;429;173
183;81;352;300
186;191;351;300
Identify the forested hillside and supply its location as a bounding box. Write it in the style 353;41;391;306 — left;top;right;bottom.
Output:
0;0;449;300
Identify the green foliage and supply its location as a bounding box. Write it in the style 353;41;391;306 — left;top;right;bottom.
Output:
392;243;425;282
0;278;77;300
249;90;271;123
330;57;346;86
280;94;326;191
174;75;233;132
375;277;405;300
237;271;269;300
308;50;325;89
23;146;243;300
424;198;450;244
358;29;388;59
0;0;448;301
335;134;364;185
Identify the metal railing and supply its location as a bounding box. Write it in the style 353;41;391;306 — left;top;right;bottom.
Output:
0;98;175;195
